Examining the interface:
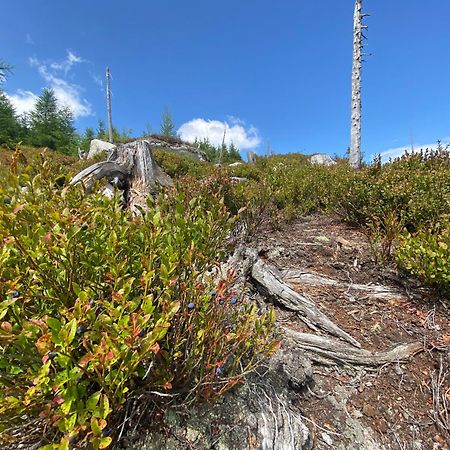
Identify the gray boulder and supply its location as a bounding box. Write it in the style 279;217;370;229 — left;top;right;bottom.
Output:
87;139;116;159
145;136;209;161
310;153;336;166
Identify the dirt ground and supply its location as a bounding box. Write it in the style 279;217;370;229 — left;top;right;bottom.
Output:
253;215;450;450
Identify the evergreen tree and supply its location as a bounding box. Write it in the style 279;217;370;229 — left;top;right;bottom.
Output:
228;142;242;162
28;88;77;155
160;109;176;137
80;127;95;151
195;138;219;162
0;60;12;84
0;91;22;146
96;119;107;140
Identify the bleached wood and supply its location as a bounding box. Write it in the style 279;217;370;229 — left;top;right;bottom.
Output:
106;67;113;144
71;140;173;211
281;268;405;300
350;0;363;169
251;258;361;348
284;328;423;366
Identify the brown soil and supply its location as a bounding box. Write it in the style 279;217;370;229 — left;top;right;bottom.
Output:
254;215;450;450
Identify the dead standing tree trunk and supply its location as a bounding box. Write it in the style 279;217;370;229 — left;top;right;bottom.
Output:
106;67;114;144
350;0;368;169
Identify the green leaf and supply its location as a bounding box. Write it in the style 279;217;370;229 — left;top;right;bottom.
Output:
47;317;62;331
99;394;110;419
86;391;101;411
99;437;112;449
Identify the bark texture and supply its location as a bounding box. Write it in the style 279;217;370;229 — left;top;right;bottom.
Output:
251;258;362;348
350;0;363;169
284;329;423;366
70;140;173;211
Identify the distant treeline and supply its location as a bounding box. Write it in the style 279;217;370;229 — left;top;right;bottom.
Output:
0;87;242;163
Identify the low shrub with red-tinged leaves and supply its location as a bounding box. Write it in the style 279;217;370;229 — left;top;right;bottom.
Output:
0;152;278;449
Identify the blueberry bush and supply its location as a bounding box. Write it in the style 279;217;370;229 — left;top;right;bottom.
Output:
0;151;278;449
397;221;450;294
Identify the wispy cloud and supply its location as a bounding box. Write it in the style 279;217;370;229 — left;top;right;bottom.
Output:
374;138;450;163
91;73;104;91
7;51;92;119
48;51;84;74
178;118;261;149
7;90;39;115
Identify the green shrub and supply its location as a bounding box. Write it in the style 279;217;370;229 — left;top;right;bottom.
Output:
396;222;450;294
340;148;450;231
153;149;213;179
0;157;278;449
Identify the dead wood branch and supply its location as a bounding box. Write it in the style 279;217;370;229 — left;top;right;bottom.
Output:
284;328;423;366
430;357;450;438
250;258;361;348
282;268;404;300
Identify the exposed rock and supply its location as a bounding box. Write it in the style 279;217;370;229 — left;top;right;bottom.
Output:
87;139;116;159
310;153;336;166
123;346;312;450
146;136;209;161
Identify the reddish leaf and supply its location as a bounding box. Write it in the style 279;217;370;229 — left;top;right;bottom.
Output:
150;343;160;354
42;233;52;244
52;396;65;406
13;204;24;214
1;321;12;333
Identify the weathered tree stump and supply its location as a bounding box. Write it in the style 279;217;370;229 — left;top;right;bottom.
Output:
70;140;173;211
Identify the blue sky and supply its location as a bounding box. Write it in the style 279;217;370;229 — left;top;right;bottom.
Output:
2;0;450;160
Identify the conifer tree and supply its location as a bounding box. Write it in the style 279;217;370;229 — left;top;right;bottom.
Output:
0;91;22;146
160;109;177;137
29;88;77;154
228;142;242;162
0;60;12;84
80;127;95;150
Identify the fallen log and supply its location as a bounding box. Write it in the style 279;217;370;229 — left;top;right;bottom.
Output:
284;328;423;366
251;258;362;348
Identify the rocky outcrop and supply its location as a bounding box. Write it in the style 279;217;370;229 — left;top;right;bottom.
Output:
123;346;312;450
310;153;336;166
86;137;209;162
87;139;116;159
146;136;209;161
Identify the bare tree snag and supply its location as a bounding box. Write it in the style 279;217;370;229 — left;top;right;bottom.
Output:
106;67;113;144
251;258;361;348
350;0;366;169
284;329;423;366
71;140;173;211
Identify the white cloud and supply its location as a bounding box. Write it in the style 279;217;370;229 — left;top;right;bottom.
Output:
10;52;93;119
375;139;450;163
178;118;261;149
7;90;39;115
91;73;104;91
48;51;84;74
